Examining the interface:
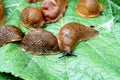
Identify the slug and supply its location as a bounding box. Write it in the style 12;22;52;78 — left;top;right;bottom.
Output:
76;0;103;18
58;22;99;58
0;25;24;46
21;29;59;55
0;0;5;27
26;0;39;3
41;0;68;23
21;6;45;30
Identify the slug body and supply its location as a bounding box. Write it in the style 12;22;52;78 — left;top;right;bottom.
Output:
41;0;68;23
21;6;45;30
0;0;5;27
26;0;39;3
21;29;59;55
58;22;99;58
0;25;24;46
76;0;103;18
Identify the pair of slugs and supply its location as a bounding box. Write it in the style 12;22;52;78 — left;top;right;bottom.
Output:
21;22;99;58
22;0;68;30
0;22;98;58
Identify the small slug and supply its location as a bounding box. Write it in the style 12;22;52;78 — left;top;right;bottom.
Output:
26;0;39;3
21;29;59;55
58;22;99;58
76;0;103;18
41;0;68;23
0;0;5;27
0;25;24;46
21;6;45;30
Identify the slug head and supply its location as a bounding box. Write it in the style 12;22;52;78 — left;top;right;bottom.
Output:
81;26;99;41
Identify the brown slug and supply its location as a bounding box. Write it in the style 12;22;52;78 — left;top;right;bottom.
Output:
0;25;24;46
76;0;103;18
41;0;68;23
21;6;45;30
26;0;39;3
0;0;5;27
21;29;59;55
58;22;99;58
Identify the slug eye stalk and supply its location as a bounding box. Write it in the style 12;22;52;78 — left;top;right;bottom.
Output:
59;51;77;59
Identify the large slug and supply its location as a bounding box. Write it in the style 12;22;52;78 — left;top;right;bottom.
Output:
0;25;24;46
41;0;68;23
21;6;45;30
76;0;103;18
58;22;99;58
21;29;59;55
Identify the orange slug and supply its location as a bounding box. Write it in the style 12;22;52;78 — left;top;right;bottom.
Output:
58;22;99;58
41;0;68;23
21;6;45;30
76;0;103;18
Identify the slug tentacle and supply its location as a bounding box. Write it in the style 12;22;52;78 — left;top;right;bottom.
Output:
90;26;95;28
100;11;103;15
59;51;77;58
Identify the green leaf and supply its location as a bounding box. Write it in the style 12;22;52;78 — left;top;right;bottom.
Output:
0;0;120;80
